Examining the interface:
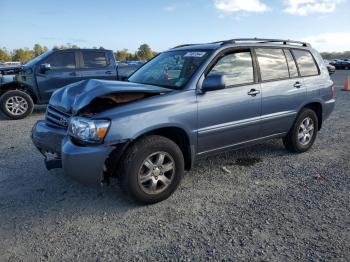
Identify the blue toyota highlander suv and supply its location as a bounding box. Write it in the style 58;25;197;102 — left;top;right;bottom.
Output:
32;38;335;204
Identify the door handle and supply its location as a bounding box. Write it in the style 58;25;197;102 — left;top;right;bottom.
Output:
105;71;113;75
247;89;260;97
294;82;302;88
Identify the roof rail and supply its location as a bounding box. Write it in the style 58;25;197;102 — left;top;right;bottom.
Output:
171;44;197;49
171;38;311;50
219;38;311;47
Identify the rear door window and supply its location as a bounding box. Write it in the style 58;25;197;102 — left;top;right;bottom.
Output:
292;49;319;77
256;48;289;81
284;49;299;77
208;51;254;87
45;52;75;70
81;51;108;68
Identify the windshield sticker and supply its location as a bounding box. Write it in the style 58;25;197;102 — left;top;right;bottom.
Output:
184;52;206;58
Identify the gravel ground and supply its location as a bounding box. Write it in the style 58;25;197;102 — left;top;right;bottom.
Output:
0;71;349;261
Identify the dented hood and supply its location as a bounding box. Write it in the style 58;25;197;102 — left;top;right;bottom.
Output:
49;79;172;114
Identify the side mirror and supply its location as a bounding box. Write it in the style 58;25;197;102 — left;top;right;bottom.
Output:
201;74;226;93
40;63;51;73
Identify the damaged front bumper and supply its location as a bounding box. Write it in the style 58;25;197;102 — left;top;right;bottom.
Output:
31;120;115;185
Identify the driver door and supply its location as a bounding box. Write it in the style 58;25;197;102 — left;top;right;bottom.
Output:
36;51;80;103
197;50;262;155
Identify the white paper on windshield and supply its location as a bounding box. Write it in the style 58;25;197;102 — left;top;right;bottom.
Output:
184;52;206;58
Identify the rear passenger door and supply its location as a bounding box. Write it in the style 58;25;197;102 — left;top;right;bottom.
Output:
197;49;262;155
256;48;307;137
78;50;117;81
292;49;321;102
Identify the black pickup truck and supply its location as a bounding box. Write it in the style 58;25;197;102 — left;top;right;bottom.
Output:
0;48;142;119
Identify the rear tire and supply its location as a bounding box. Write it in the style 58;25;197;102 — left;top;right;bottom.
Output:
0;90;34;119
283;108;318;153
118;135;184;204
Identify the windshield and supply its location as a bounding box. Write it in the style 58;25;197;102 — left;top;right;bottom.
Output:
24;51;53;67
129;50;211;89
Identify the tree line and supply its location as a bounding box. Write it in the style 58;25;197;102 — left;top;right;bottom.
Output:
0;43;157;63
115;44;158;61
3;43;347;63
320;51;350;60
0;44;49;63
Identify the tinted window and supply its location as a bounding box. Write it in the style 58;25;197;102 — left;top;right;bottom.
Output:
45;52;75;70
284;49;299;77
208;51;254;86
256;48;289;81
82;51;107;68
292;49;318;76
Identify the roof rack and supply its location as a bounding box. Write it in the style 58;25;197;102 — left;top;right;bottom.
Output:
171;38;311;50
218;38;311;47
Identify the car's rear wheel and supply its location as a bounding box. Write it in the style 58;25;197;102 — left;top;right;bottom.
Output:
283;108;318;153
0;90;34;119
118;135;184;204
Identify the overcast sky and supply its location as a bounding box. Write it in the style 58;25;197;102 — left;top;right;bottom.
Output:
1;0;349;52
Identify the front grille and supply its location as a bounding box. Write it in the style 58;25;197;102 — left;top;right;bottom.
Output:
46;105;71;128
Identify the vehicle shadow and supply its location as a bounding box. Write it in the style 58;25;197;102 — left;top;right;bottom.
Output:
193;138;287;170
0;138;289;229
31;105;47;116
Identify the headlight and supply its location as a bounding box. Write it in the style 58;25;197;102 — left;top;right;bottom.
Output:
68;117;110;143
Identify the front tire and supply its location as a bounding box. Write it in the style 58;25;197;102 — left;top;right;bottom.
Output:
118;135;184;204
0;90;34;119
283;108;318;153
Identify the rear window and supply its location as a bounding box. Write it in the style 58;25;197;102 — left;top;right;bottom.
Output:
256;48;289;81
82;51;107;68
292;49;319;77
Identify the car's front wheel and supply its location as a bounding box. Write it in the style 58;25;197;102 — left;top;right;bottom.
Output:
118;135;184;204
283;108;318;153
0;90;34;120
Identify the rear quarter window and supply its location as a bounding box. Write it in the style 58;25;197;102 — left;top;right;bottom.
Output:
82;51;108;68
292;49;319;77
255;48;289;81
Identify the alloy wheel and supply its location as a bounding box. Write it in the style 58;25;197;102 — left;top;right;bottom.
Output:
298;117;314;146
138;151;176;195
5;96;28;116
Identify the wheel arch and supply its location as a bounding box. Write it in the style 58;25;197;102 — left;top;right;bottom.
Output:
302;102;323;130
0;82;37;104
135;126;193;171
104;125;194;181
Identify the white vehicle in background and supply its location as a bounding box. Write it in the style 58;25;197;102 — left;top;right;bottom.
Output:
0;61;21;67
323;60;335;74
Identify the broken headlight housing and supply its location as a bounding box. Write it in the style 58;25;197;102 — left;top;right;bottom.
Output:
68;117;110;143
